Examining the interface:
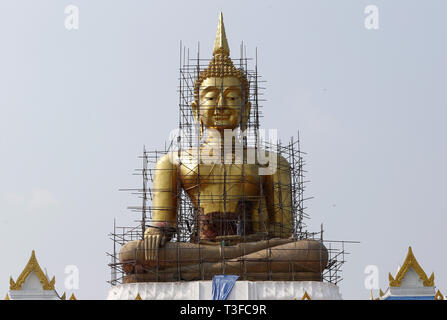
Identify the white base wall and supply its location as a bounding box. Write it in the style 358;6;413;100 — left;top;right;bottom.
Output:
9;289;60;300
107;281;342;300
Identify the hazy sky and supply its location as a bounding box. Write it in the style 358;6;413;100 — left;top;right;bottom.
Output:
0;0;446;299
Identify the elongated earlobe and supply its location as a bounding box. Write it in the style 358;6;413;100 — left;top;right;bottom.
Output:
191;101;198;119
242;102;251;131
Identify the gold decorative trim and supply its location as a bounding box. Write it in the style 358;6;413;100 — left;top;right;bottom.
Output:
435;290;444;300
135;293;142;300
10;250;56;291
389;247;434;287
4;293;10;300
301;291;311;300
61;292;66;300
373;289;384;300
69;293;77;300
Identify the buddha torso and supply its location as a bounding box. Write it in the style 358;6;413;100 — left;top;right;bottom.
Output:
178;147;269;239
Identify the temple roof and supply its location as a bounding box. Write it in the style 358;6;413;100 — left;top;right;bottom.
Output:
375;246;442;300
388;246;434;287
9;250;55;291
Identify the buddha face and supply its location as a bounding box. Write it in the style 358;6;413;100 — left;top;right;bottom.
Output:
192;77;250;131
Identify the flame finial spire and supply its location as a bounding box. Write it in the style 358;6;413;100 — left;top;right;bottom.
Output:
213;12;230;56
194;12;248;104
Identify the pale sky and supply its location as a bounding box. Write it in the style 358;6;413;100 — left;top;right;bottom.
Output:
0;0;446;299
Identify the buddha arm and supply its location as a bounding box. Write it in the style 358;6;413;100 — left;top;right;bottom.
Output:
151;154;179;228
263;154;294;238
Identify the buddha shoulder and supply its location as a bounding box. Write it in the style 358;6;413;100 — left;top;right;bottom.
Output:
246;147;291;172
155;151;197;168
155;152;178;170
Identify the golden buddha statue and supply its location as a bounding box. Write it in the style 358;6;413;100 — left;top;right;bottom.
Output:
119;13;328;282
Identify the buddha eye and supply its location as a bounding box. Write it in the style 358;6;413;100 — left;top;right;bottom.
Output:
204;95;215;101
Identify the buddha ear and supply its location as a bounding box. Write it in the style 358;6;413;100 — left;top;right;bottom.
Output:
241;101;251;130
191;101;204;136
191;101;199;121
245;101;251;119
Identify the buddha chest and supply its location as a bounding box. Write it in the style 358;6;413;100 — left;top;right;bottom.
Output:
180;161;262;191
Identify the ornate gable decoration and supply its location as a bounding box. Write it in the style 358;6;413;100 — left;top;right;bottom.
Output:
301;291;311;300
388;247;434;287
9;250;56;291
435;290;444;300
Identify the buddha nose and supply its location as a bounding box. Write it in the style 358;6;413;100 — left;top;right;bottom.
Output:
216;92;226;110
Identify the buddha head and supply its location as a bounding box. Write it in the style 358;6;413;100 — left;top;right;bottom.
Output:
192;13;251;134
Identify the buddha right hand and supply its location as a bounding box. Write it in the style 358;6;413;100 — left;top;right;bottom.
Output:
143;226;166;261
143;234;165;261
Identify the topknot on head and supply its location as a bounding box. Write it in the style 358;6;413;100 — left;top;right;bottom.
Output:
194;12;249;103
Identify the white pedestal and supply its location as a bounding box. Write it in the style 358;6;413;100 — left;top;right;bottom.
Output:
107;281;342;300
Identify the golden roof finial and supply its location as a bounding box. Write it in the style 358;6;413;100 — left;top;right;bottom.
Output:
301;291;311;300
435;290;444;300
4;293;10;300
213;12;230;56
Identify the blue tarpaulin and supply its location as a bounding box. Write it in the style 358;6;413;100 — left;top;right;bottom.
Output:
212;275;239;300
